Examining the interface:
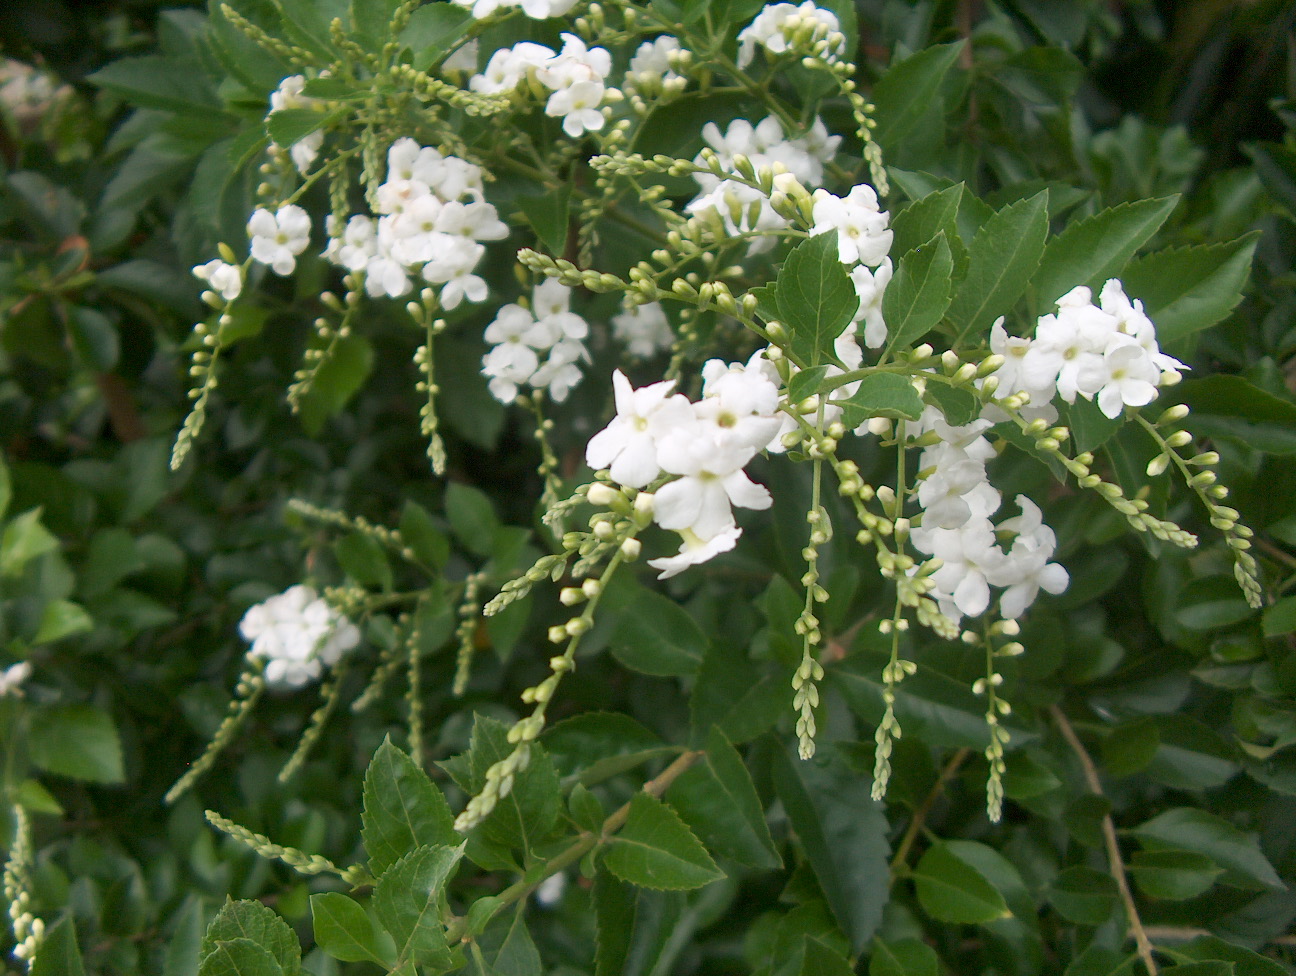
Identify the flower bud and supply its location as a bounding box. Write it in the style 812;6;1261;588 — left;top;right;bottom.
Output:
587;482;619;507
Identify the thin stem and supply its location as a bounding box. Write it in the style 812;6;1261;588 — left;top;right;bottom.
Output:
1051;705;1158;976
890;748;970;874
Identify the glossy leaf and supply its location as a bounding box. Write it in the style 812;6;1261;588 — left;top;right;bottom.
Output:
1032;196;1178;304
310;892;390;965
361;736;458;876
836;373;925;427
947;190;1050;344
770;743;890;951
871;42;965;150
881;233;954;358
912;842;1011;924
603;792;724;890
1122;235;1258;343
753;234;859;368
373;844;463;967
1131;808;1283;890
29;704;124;784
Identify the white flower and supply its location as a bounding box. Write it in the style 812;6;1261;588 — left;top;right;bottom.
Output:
248;205;311;276
240;585;360;690
612;301;674;357
471;42;555;94
193;259;243;301
989;496;1069;618
737;2;844;68
0;661;31;697
647;526;743;580
1090;338;1161;419
810;185;892;267
628;36;684;85
850;258;892;348
654;429;771;540
518;0;579;17
586;370;693;488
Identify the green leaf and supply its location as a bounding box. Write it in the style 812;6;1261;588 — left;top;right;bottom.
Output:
889;184;965;264
837;373;925;428
871;42;965;151
33;600;93;645
373;844;462;967
753;234;859;367
164;896;206;976
464;715;561;858
350;0;401;43
87;55;221;114
266;108;334;148
1131;808;1283;890
603;792;724;890
201;900;300;976
1031;196;1179;305
770;743;890;952
485;909;542;976
1245;142;1296;219
67;306;120;371
787;365;831;405
833;652;1032;751
399;500;449;570
947;190;1050;344
593;870;637;976
361;736;458;876
1173;576;1254;631
881;233;954;357
1172;375;1296;455
444;482;498;557
799;937;855;976
665;727;781;870
297;334;374;435
1144;715;1240;790
869;937;941;976
912;841;1012;924
544;712;672;785
923;382;980;427
605;579;706;677
688;637;786;746
310;893;391;965
1;508;59;576
1102;718;1159;776
334;531;393;590
29;704;124;784
517;187;571;256
30;917;86;976
1174;935;1288;976
198;939;283;976
1128;850;1224;901
1048;866;1118;925
1122;235;1258;343
399;2;474;70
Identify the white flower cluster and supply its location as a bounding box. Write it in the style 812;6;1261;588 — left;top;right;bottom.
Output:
239;585;360;690
612;300;674;358
323;138;507;307
688;116;839;252
625;36;687;94
908;408;1069;624
737;2;846;68
0;59;61;128
471;35;612;138
586;355;785;578
482;279;590;403
811;183;894;348
268;75;324;173
248;205;312;276
993;279;1185;421
453;0;576;20
192;259;243;302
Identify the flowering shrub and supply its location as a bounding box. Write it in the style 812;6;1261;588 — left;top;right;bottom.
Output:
2;1;1296;975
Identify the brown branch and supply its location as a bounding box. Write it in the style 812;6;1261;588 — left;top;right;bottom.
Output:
1051;706;1158;976
890;747;970;874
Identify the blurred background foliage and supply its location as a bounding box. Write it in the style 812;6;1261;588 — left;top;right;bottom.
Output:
0;1;1295;974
